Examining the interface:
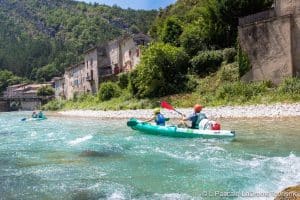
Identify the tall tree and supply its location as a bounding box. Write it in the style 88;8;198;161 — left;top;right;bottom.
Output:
160;17;183;46
215;0;273;46
134;43;189;98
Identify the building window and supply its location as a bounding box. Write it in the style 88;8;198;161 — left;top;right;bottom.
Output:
136;49;140;57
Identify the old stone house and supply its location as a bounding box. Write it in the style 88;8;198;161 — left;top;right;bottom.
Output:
4;83;52;99
238;0;300;84
55;33;150;100
2;83;52;110
53;77;65;100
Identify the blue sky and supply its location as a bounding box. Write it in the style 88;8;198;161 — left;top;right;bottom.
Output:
76;0;176;10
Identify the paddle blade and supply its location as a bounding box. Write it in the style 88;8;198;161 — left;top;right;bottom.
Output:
161;101;174;110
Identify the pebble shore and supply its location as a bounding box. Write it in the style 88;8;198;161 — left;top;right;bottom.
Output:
57;103;300;119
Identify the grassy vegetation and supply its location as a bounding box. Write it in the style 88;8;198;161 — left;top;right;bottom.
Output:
43;63;300;111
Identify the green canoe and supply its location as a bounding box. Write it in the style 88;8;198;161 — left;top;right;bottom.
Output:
21;117;47;121
127;118;235;139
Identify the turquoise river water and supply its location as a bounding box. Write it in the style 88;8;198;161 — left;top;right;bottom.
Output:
0;112;299;200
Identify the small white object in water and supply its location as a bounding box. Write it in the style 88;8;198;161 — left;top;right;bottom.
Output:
68;135;93;146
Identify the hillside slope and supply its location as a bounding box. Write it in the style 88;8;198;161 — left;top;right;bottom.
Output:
0;0;157;80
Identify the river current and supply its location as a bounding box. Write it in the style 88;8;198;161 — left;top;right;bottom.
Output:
0;112;299;200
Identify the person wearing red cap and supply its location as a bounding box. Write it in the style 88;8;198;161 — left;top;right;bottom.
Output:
181;104;208;129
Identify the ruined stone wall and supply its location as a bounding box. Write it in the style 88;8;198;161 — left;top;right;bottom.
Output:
275;0;300;16
21;100;41;111
238;15;294;84
276;0;295;16
0;101;9;112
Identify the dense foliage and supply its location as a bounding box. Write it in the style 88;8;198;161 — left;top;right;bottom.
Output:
190;48;237;76
190;50;224;75
278;77;300;95
98;82;121;101
0;0;157;81
0;70;25;95
151;0;273;54
117;73;130;89
216;81;270;102
37;85;55;97
160;17;182;46
133;43;189;98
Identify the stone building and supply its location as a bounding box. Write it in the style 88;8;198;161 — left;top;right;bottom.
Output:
55;33;150;100
53;77;65;100
4;83;52;99
3;83;28;98
238;0;300;84
2;83;52;110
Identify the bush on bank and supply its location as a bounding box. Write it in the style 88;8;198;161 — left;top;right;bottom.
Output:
98;81;121;101
133;42;190;98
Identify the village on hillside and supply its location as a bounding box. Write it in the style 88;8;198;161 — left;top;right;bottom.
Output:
1;0;300;111
0;33;150;111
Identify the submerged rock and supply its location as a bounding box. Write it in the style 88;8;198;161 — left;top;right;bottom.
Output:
0;131;14;135
274;185;300;200
79;150;121;158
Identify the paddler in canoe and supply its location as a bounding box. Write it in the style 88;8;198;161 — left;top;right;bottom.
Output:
31;111;38;118
21;110;46;121
127;101;234;138
37;111;46;119
32;111;46;119
181;104;220;130
144;108;166;126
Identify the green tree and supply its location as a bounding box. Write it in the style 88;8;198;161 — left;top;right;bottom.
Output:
98;81;121;101
135;43;189;98
35;64;60;82
180;23;207;56
199;0;228;48
0;70;24;94
37;86;55;96
129;25;141;34
160;17;183;46
214;0;273;46
190;50;224;76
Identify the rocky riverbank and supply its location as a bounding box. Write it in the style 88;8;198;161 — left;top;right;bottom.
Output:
57;103;300;119
274;185;300;200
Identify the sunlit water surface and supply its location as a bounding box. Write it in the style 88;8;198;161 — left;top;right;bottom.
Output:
0;112;299;200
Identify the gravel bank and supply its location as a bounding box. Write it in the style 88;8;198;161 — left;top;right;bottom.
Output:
57;103;300;119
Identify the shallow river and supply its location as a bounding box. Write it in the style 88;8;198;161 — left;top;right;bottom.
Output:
0;112;299;200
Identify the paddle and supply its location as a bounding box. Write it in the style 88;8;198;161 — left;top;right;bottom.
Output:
161;101;184;116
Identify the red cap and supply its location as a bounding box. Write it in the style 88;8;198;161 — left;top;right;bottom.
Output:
194;104;202;113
